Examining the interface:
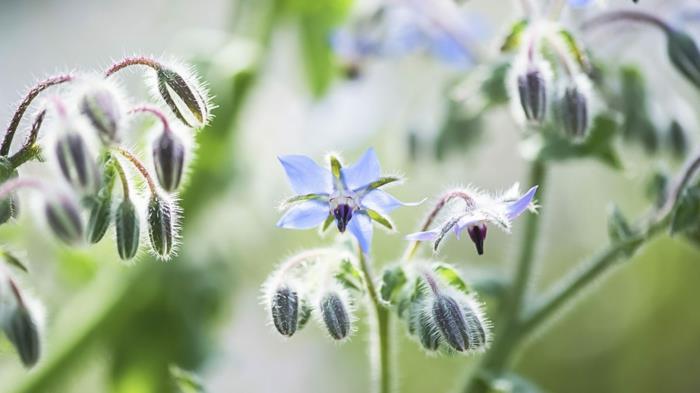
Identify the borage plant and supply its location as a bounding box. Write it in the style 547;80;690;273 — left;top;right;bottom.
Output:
0;56;211;368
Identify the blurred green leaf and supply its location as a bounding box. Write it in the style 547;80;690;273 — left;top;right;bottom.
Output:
619;66;659;152
666;28;700;90
0;249;28;273
435;102;484;160
671;183;700;247
607;205;642;257
481;62;511;106
335;258;364;292
380;265;407;304
170;365;205;393
558;30;590;72
366;208;394;230
501;20;529;52
433;263;470;294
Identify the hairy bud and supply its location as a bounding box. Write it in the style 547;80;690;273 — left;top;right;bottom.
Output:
560;85;589;138
415;307;441;352
86;195;112;244
153;129;185;193
320;292;351;340
55;132;99;194
147;194;174;259
517;69;547;122
45;197;83;245
432;295;470;352
156;67;209;128
80;86;123;144
115;199;140;260
271;286;299;337
4;304;40;367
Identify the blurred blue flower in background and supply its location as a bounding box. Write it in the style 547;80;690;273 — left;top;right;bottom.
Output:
277;148;416;252
331;0;488;71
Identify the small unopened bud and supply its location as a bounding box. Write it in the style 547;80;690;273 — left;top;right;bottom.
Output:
153;129;185;192
55;132;99;193
156;67;209;128
517;68;547;123
86;195;112;244
45;197;83;245
320;292;351;340
432;295;470;352
560;85;589;138
463;307;488;349
415;308;441;352
147;194;175;259
467;223;488;255
80;86;123;144
115;199;140;260
271;286;299;337
666;29;700;90
4;304;40;367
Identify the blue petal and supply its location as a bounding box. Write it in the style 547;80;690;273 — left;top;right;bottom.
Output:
348;213;373;253
453;214;483;237
362;189;421;215
406;230;439;241
568;0;594;7
506;185;538;220
277;200;329;229
278;155;333;195
341;148;381;191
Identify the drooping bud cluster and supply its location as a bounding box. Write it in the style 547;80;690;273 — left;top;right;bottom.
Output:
381;262;490;354
0;268;42;368
262;250;360;342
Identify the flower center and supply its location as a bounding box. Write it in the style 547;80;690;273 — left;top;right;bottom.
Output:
467;222;488;255
330;192;358;233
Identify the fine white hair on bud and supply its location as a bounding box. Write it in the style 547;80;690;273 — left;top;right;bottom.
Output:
0;270;44;368
508;55;553;127
317;288;354;341
558;74;593;140
74;76;128;145
146;193;181;261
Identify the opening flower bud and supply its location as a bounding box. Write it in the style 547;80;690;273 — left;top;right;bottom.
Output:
271;286;299;337
55;132;99;194
517;68;547;123
320;292;351;340
115;198;140;260
80;86;123;144
147;194;174;259
45;197;83;245
153;129;185;193
560;85;589;139
467;223;488;255
3;303;40;368
156;67;209;128
432;295;470;352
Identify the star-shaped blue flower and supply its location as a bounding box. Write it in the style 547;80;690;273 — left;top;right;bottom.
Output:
277;148;415;253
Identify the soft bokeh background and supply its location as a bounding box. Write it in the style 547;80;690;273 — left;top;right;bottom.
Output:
1;0;700;392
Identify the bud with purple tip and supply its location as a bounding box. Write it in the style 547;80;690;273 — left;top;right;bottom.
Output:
432;294;471;352
560;84;589;139
153;128;185;193
517;68;547;123
45;196;83;245
80;86;123;144
54;132;99;194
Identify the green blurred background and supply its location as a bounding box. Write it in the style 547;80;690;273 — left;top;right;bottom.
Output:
0;0;699;392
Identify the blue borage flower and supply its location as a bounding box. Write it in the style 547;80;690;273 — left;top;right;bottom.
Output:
277;148;417;253
407;184;538;255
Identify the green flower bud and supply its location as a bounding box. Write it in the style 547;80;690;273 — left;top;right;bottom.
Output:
80;86;123;144
55;132;99;194
320;292;351;340
432;295;470;352
86;195;111;244
156;67;209;128
271;286;299;337
115;199;140;260
153;129;185;192
4;304;40;368
667;29;700;89
147;194;174;259
45;197;83;245
517;69;547;123
560;85;589;139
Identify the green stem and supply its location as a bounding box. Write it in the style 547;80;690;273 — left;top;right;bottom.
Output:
462;159;547;393
358;249;392;393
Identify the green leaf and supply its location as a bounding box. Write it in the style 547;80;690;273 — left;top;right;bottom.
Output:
558;30;590;72
433;263;471;294
607;205;642;257
170;365;205;393
366;209;393;230
0;250;28;273
335;258;364;292
500;19;529;52
480;62;511;106
534;114;622;168
379;265;407;304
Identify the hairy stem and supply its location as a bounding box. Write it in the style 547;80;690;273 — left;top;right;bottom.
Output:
462;159;547;393
1;75;73;155
9;109;46;168
0;178;44;200
582;10;672;34
113;147;157;194
111;156;131;199
358;249;392;393
104;56;162;78
129;106;171;133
